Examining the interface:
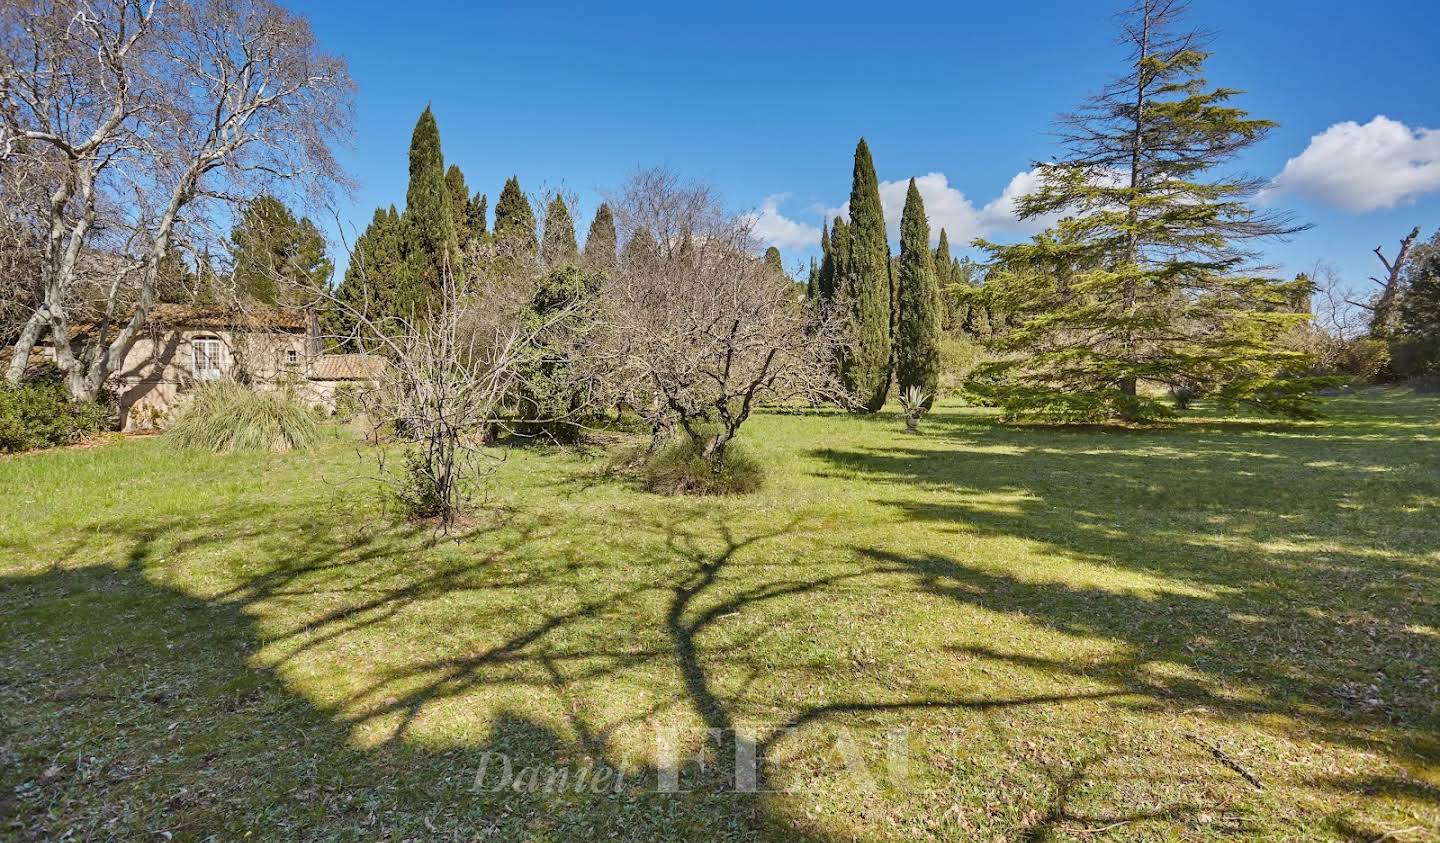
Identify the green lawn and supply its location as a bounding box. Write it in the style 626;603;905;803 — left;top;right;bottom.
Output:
2;392;1437;841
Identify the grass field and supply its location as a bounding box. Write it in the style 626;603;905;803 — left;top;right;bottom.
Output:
1;392;1437;841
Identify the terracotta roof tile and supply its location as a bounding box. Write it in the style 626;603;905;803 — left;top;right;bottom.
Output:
309;354;386;381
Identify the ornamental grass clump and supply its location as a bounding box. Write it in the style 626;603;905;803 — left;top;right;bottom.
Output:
169;381;320;454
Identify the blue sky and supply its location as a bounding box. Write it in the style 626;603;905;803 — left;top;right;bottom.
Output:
290;0;1440;294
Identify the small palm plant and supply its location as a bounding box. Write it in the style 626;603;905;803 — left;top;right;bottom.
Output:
898;385;931;433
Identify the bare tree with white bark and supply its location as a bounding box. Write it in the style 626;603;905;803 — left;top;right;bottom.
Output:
1;0;353;398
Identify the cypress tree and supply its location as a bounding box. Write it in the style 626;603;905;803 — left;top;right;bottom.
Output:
975;1;1314;421
542;195;579;267
325;206;415;346
933;227;959;329
827;217;850;303
842;138;892;412
934;229;953;282
494;176;537;258
895;179;943;404
621;228;659;272
806;256;820;301
815;222;833;303
763;246;784;276
583;203;618;273
445;164;470;245
466;193;488;238
404;107;459;284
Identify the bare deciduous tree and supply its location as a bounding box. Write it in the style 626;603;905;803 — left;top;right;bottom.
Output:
1;0;353;398
607;168;849;480
1308;262;1368;343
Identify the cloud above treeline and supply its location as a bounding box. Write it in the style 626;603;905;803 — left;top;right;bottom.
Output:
1263;116;1440;212
751;115;1440;254
748;169;1056;253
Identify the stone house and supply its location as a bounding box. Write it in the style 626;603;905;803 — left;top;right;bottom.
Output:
18;304;384;430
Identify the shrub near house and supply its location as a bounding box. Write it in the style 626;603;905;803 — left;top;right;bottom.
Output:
0;365;110;454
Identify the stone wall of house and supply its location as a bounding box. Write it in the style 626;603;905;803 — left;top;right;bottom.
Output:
115;328;311;430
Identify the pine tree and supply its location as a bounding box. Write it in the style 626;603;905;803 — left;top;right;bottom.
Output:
404;107;459;285
583;203;618;273
842;138;892;412
895;179;942;403
542;195;579;267
493;176;537;258
230;195;332;306
975;0;1314;422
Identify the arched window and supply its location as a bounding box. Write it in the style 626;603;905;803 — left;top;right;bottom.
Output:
191;336;224;380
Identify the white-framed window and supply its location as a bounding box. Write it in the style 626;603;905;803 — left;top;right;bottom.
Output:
192;336;224;380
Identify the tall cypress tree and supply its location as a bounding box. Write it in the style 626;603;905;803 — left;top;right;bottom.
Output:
445;164;470;245
827;217;850;304
542;195;579;267
975;1;1314;421
404;107;459;285
895;179;942;404
493;176;537;258
806;256;820;301
583;203;618;273
815;222;833;303
933;229;953;283
763;246;784;276
842;138;892;412
933;227;960;329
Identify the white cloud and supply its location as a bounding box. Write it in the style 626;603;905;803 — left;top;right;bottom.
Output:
1264;116;1440;212
744;194;823;251
820;170;1055;248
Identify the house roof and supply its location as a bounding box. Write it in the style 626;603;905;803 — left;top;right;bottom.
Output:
309;353;386;381
144;304;309;331
23;304;309;347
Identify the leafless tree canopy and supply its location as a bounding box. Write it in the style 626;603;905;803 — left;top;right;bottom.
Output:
1;0;354;397
606;168;849;468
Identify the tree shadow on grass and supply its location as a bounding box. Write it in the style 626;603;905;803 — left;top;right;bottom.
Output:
0;486;1178;841
0;557;820;841
809;395;1440;777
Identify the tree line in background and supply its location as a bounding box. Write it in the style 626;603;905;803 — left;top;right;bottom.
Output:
3;0;1436;510
289;108;846;521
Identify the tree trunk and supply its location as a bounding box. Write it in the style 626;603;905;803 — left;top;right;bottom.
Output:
1369;227;1421;337
701;433;728;472
5;311;47;383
